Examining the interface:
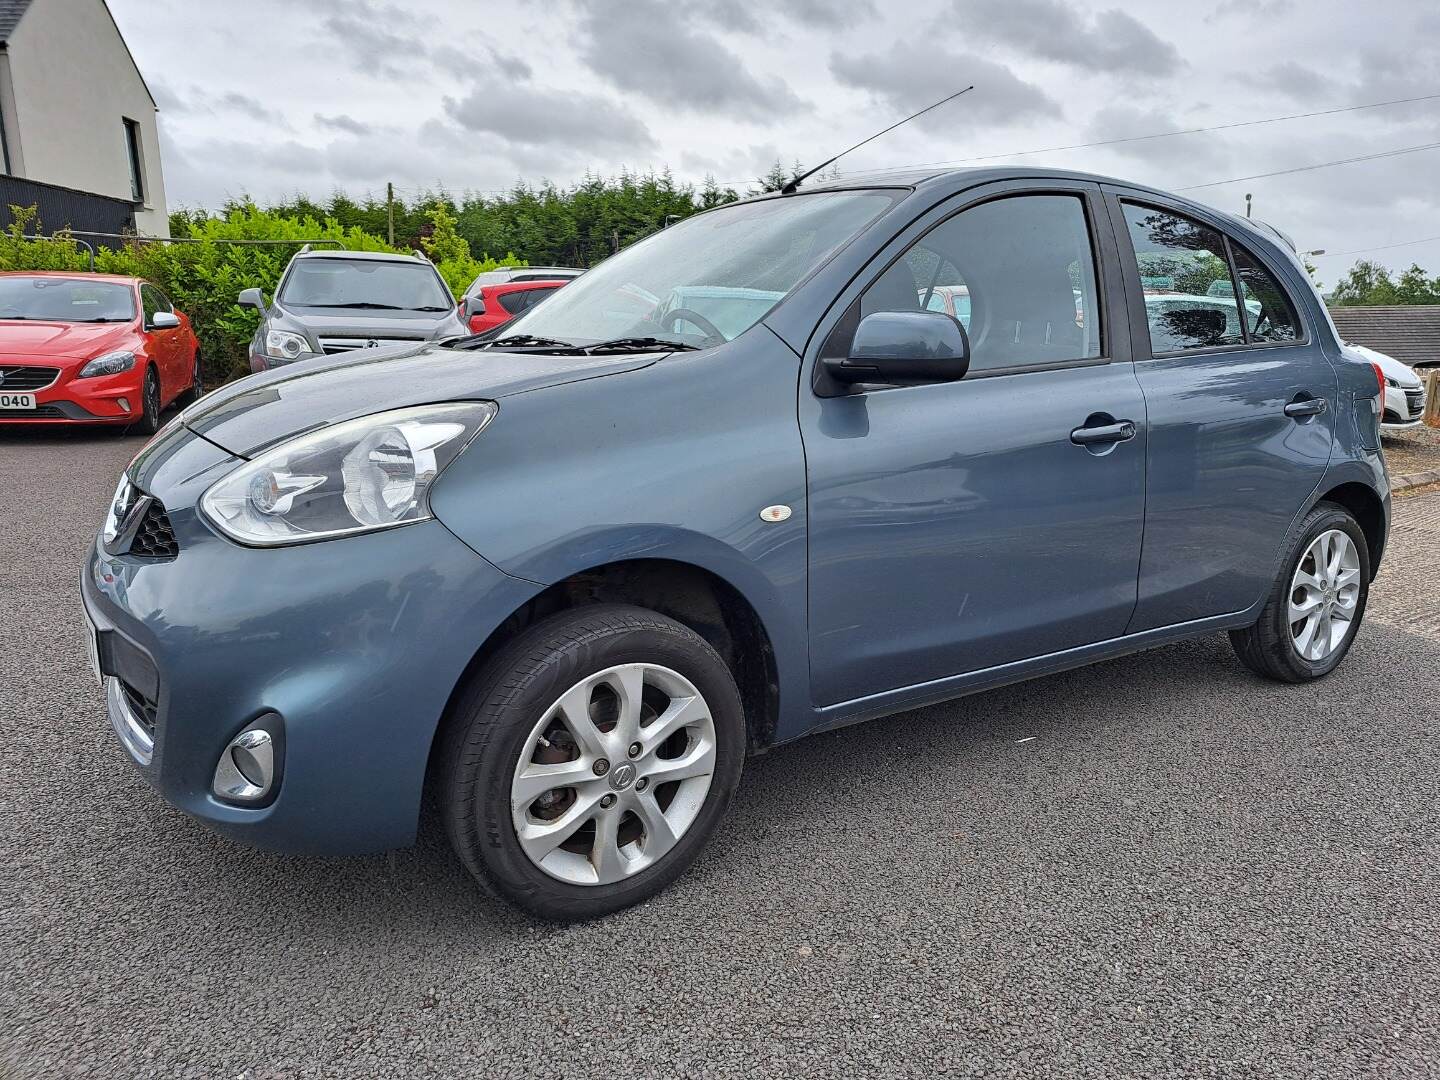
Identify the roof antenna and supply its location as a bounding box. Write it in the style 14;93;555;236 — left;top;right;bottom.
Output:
781;85;975;195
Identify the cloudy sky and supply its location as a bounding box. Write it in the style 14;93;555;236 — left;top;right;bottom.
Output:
110;0;1440;280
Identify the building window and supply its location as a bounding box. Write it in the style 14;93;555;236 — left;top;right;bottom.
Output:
123;117;144;203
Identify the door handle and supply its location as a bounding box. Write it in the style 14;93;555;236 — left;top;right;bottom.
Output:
1284;397;1327;418
1070;420;1137;446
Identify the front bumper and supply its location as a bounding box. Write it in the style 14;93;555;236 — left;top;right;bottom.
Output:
1382;383;1426;429
1;364;142;424
82;454;539;854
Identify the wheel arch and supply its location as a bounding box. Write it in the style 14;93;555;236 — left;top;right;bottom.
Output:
423;557;787;809
1315;480;1387;576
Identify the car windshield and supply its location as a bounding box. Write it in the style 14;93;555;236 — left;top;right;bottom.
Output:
499;190;900;348
0;278;136;322
278;259;452;310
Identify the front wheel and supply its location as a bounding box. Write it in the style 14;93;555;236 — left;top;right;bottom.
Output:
128;367;162;436
1229;502;1370;682
440;604;746;920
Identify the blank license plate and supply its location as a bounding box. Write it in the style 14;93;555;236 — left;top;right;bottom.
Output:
0;392;36;409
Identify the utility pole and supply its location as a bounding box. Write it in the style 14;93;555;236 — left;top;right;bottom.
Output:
386;182;395;247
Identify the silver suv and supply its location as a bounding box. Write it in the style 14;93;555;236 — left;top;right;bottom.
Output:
239;248;468;371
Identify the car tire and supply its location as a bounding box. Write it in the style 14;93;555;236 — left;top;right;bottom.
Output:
180;352;204;405
1229;501;1371;683
440;603;746;920
128;367;162;436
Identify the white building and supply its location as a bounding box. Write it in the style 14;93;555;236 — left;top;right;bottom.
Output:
0;0;168;237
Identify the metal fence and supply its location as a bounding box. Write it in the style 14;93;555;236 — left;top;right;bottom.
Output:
0;176;136;244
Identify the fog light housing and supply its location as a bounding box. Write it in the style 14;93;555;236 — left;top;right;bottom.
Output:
212;714;284;805
117;397;130;412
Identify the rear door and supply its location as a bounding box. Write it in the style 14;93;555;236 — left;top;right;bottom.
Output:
1103;190;1336;630
801;181;1148;707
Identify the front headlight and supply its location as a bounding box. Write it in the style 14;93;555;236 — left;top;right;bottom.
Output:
1385;376;1401;389
78;350;136;379
265;329;312;361
199;403;496;546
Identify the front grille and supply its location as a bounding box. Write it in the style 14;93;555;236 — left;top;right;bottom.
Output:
12;405;66;418
0;365;60;391
128;501;179;558
1405;389;1425;418
119;679;157;738
316;336;424;355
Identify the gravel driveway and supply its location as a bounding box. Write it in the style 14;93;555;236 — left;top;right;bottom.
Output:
4;425;1439;1079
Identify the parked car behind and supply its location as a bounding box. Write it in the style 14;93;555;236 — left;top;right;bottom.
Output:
240;248;468;372
1343;342;1427;430
0;272;201;433
85;167;1389;921
464;265;584;294
463;279;571;335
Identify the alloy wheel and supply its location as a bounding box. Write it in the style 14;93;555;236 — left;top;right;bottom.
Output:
510;663;717;886
1288;528;1361;662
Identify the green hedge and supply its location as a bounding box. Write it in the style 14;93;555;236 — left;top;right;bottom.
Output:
0;204;522;383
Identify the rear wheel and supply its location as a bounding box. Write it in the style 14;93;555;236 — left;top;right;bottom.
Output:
128;367;162;436
441;604;745;920
1229;502;1370;682
180;352;204;405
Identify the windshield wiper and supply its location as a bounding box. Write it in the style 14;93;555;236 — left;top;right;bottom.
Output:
477;333;585;353
304;302;407;310
414;305;454;312
76;317;131;323
583;337;702;354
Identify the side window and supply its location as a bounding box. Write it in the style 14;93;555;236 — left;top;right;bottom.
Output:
1231;244;1300;342
498;290;531;315
139;285;160;324
859;194;1101;373
1122;203;1244;353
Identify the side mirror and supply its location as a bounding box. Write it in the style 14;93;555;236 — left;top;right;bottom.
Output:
149;310;180;330
463;295;486;318
823;310;970;387
237;287;268;314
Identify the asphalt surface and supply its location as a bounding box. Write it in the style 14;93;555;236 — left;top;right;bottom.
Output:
4;423;1440;1079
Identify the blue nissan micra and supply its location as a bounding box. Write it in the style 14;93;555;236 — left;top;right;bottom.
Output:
84;167;1389;919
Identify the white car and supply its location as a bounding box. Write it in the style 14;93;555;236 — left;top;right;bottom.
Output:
1344;343;1427;431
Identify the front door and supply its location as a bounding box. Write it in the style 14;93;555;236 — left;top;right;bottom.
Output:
1103;192;1336;631
801;186;1148;708
140;284;179;398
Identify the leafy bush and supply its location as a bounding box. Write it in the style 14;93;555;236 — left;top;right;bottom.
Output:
0;203;522;383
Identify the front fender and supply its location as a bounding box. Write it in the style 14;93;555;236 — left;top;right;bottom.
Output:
429;341;814;739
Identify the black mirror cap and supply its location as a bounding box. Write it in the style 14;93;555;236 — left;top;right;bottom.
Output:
824;310;971;387
237;287;267;312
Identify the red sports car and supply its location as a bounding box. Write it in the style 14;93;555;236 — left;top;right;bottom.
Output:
0;272;202;433
463;279;570;335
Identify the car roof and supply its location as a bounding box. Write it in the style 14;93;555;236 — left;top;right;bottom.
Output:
760;165;1254;233
485;279;571;292
292;249;432;264
0;270;140;285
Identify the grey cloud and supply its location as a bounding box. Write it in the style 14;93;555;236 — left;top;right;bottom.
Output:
148;79;284;124
315;113;372;136
1083;105;1231;174
951;0;1182;77
442;76;656;154
432;42;532;81
1208;0;1295;20
830;46;1062;129
574;0;807;116
1242;61;1327;100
